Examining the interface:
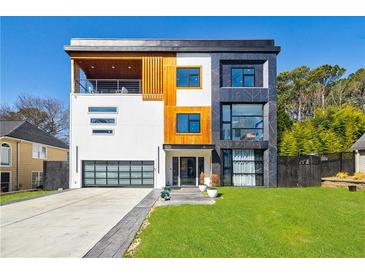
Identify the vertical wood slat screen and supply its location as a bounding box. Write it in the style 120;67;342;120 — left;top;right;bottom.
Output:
142;56;164;100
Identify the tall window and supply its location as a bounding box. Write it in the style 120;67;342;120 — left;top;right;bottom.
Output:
231;68;255;87
221;104;263;141
32;144;47;160
176;67;201;88
176;113;201;133
222;149;263;187
1;143;11;166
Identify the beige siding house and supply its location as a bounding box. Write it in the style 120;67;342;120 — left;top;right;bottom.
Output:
0;121;68;192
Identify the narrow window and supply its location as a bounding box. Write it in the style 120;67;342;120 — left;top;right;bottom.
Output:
88;107;117;113
1;143;11;166
177;67;201;88
231;68;255;87
92;129;114;135
176;113;201;133
32;144;47;160
90;118;116;124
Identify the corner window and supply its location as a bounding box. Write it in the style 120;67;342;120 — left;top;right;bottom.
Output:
92;129;114;135
90;118;116;124
231;68;255;87
176;113;201;133
177;67;201;88
1;143;11;166
32;144;47;160
221;104;263;141
88;107;117;113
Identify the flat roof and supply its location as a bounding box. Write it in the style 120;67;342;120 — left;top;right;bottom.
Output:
65;38;280;54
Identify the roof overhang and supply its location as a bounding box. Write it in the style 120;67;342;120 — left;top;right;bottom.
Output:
163;144;215;151
65;39;281;54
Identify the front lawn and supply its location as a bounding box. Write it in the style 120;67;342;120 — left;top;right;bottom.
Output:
0;190;55;205
132;187;365;258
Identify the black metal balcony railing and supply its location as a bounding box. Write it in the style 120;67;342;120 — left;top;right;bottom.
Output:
76;79;141;94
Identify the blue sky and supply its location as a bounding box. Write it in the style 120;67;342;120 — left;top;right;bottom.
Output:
1;16;364;106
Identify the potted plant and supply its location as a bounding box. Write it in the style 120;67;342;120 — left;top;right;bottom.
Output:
207;174;219;198
198;172;207;192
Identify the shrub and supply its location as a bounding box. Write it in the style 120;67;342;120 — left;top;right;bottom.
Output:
336;172;348;179
210;174;220;187
353;172;365;180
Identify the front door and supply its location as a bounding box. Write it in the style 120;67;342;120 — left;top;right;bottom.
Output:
180;157;196;186
1;172;10;192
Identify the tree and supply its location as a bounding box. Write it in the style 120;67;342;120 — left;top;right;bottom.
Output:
0;94;69;143
308;65;346;109
347;68;365;112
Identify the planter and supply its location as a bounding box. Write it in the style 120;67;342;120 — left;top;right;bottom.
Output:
348;185;357;192
199;185;207;192
204;177;212;187
207;188;218;198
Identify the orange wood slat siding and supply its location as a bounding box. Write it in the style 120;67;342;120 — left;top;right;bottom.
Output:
164;106;212;144
163;56;177;106
142;56;164;100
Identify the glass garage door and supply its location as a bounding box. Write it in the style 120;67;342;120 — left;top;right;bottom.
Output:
82;160;154;187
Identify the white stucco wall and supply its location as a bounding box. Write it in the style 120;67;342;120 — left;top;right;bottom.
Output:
70;94;165;189
176;53;212;107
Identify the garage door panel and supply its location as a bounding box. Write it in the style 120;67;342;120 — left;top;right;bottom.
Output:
82;160;154;187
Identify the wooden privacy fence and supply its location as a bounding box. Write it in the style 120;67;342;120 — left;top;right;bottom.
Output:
278;152;355;187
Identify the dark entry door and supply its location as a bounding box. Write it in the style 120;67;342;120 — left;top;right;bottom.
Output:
1;172;10;192
180;157;196;186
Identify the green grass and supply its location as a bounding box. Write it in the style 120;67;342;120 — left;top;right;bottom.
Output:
132;187;365;258
0;190;55;205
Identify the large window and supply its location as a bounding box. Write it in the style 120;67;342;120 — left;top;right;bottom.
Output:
88;106;117;113
1;143;11;166
222;149;263;187
92;129;114;135
176;67;201;88
32;144;47;160
231;68;255;87
82;160;154;186
176;113;201;133
31;171;43;188
221;104;263;141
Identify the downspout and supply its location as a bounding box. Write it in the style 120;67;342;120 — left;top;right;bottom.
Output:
17;141;20;190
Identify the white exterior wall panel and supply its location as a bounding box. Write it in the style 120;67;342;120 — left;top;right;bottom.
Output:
70;94;165;189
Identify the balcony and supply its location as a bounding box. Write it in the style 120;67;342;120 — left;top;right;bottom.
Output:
76;79;141;94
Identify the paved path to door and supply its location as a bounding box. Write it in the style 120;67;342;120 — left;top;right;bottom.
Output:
0;188;151;258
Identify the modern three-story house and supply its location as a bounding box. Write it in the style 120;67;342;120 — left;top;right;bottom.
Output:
65;39;280;189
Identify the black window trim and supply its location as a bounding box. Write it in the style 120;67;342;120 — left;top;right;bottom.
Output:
176;67;202;88
221;103;264;141
176;113;201;133
231;67;256;87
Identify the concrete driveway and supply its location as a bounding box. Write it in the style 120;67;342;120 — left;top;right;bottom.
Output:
0;188;152;257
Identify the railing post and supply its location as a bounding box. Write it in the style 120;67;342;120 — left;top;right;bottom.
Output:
95;80;98;94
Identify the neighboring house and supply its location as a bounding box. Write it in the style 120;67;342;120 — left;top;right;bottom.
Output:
65;39;280;189
0;120;69;192
352;134;365;173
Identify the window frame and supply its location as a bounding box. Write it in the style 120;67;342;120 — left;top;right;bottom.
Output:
32;143;48;160
176;113;201;134
176;66;202;89
222;149;264;187
88;106;118;113
90;118;116;125
31;171;43;188
92;129;114;135
231;67;256;87
221;104;264;141
1;143;11;167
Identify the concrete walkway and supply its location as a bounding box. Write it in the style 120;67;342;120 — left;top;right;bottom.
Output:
155;188;215;206
0;188;151;258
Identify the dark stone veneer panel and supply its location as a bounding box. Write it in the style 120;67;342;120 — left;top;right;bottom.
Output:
211;52;278;187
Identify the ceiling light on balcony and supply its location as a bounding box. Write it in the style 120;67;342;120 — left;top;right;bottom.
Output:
91;66;95;69
128;66;132;70
111;66;115;69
